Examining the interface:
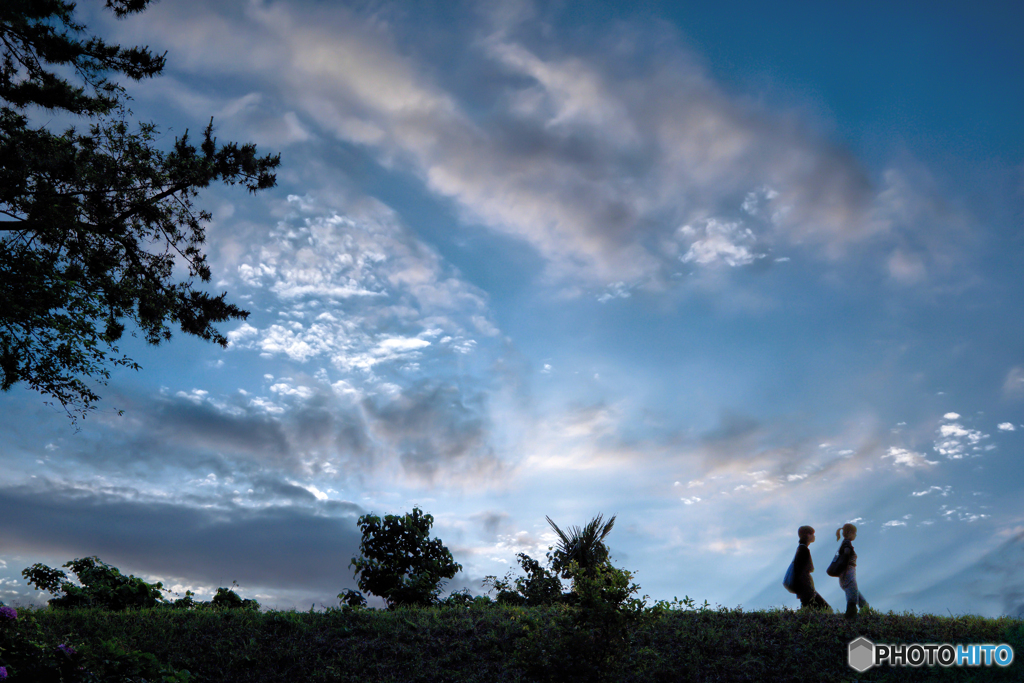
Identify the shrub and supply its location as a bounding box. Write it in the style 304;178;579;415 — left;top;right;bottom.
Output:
0;605;190;682
438;588;476;607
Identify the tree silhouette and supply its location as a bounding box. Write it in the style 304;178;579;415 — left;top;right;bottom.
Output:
546;513;617;578
1;0;279;422
350;507;462;607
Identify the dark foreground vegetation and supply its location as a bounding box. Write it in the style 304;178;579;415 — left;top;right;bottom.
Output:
3;603;1021;682
3;509;1020;681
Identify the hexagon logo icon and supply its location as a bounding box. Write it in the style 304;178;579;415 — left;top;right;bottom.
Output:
848;636;875;672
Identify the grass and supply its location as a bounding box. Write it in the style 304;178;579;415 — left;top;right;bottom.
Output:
17;604;1024;682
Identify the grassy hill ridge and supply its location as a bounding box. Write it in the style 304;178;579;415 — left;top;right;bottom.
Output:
16;604;1023;682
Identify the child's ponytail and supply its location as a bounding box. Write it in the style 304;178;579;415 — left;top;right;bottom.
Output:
836;528;842;541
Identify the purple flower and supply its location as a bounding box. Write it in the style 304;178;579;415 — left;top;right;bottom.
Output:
58;643;77;656
0;606;16;621
0;665;7;680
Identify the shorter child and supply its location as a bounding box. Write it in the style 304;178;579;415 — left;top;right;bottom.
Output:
835;523;869;618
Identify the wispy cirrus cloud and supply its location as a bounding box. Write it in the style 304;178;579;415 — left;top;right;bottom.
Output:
115;0;969;292
1004;367;1024;399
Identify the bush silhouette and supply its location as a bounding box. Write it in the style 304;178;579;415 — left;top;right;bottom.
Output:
484;552;563;606
22;556;165;611
211;586;260;611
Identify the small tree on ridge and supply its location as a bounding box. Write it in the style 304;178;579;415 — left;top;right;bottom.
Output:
350;507;462;607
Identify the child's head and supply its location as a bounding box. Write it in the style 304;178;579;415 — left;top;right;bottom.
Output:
836;523;857;541
798;525;815;544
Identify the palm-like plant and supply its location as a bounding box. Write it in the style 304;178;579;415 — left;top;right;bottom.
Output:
546;513;617;578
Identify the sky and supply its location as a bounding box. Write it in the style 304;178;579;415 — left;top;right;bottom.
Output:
1;0;1023;616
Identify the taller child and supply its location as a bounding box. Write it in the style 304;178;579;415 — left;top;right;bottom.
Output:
793;526;830;610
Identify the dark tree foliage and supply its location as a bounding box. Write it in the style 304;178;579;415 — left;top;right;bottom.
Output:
22;555;166;610
484;552;564;606
211;586;260;611
546;513;616;579
0;0;280;422
350;507;463;608
337;587;367;608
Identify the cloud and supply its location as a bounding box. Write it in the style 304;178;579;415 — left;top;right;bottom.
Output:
911;486;952;497
119;0;965;290
362;380;503;484
0;482;364;596
228;195;496;377
471;511;510;537
997;423;1016;431
938;505;990;523
883;447;937;468
1004;367;1024;399
597;281;631;303
27;370;506;493
933;415;990;459
692;411;885;485
679;219;765;267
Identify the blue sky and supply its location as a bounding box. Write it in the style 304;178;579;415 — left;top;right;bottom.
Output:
1;0;1023;616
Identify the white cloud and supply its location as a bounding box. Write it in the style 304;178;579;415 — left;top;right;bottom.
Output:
227;323;259;346
938;505;990;523
227;196;498;378
175;389;209;405
933;417;990;459
679;219;765;267
269;383;316;400
597;282;631;302
294;482;328;501
997;422;1015;431
882;446;937;467
911;486;951;497
882;520;907;528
